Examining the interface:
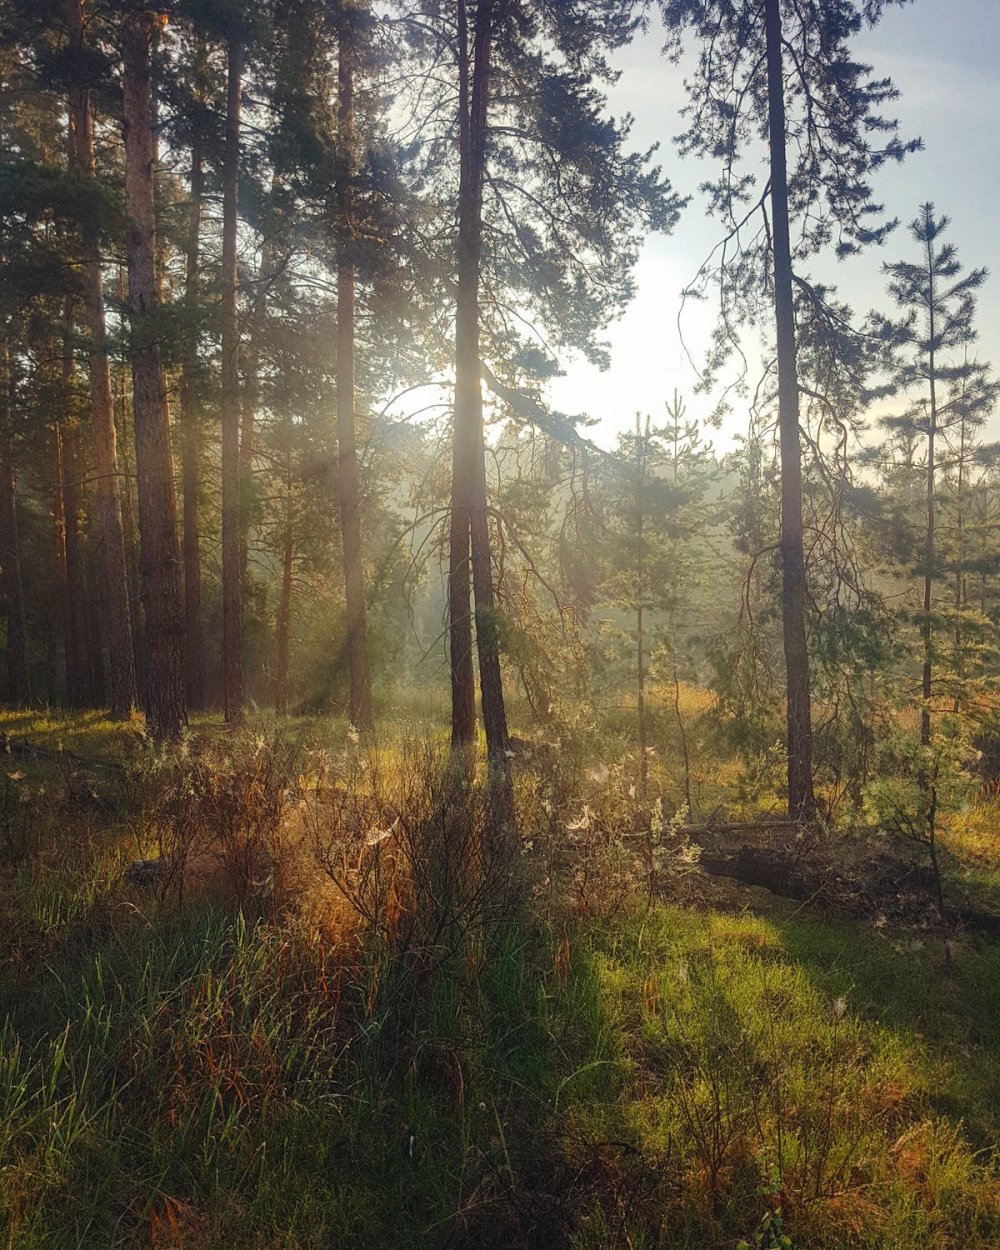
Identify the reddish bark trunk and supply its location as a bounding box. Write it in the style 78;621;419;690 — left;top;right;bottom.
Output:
336;3;374;734
121;10;186;740
451;0;510;763
238;225;270;601
274;459;293;717
54;301;87;705
85;550;106;707
1;344;29;706
449;0;480;751
764;0;815;819
68;0;139;719
113;302;146;705
180;134;205;709
49;415;69;694
61;419;88;705
221;37;244;725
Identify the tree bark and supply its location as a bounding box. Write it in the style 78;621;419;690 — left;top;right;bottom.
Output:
221;37;244;726
952;365;967;713
114;340;146;703
239;215;273;601
180;133;205;709
764;0;815;820
56;299;87;705
61;418;88;704
237;173;282;604
921;230;938;750
0;343;29;706
450;0;510;764
85;535;106;706
448;0;478;751
336;2;374;734
121;10;186;740
49;410;69;697
274;447;294;717
114;264;146;695
635;419;648;800
68;0;139;719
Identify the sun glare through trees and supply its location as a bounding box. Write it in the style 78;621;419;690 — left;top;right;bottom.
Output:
2;2;1000;1247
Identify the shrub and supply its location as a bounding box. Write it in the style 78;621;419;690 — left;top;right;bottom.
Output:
305;738;518;958
131;732;302;909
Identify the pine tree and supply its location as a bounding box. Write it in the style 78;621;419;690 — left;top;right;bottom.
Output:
940;358;1000;707
657;0;918;817
877;206;992;743
121;7;186;739
395;0;682;762
335;0;374;735
220;32;244;725
179;78;207;710
65;0;139;720
597;400;721;800
450;0;505;760
0;339;29;704
0;29;95;706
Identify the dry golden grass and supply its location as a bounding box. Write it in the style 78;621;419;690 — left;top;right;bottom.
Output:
943;801;1000;867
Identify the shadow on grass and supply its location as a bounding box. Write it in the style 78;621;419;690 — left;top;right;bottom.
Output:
771;911;1000;1141
5;828;1000;1250
1;868;629;1250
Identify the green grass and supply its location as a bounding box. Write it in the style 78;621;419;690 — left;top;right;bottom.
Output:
572;907;1000;1247
3;711;1000;1247
5;895;1000;1247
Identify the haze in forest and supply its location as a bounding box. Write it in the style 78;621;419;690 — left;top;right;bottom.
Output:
5;3;1000;1247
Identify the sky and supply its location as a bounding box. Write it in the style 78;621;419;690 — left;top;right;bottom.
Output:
545;0;1000;454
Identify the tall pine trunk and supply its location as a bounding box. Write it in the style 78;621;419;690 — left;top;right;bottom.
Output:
448;0;478;750
635;421;648;800
450;0;510;763
274;527;293;717
921;235;938;750
85;552;106;706
221;37;244;725
121;10;186;740
274;440;294;717
336;2;374;734
61;418;88;705
68;0;138;719
952;365;967;713
0;342;29;706
57;299;86;705
238;299;258;599
764;0;814;819
180;133;205;708
239;215;272;599
49;410;69;697
114;263;147;694
114;319;147;702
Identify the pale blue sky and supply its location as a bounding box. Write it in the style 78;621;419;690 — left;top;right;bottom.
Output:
547;0;1000;452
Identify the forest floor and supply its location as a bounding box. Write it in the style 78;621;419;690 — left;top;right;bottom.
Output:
3;708;1000;1249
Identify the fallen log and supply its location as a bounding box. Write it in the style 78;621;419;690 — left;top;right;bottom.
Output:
694;841;1000;938
682;820;804;838
697;845;820;901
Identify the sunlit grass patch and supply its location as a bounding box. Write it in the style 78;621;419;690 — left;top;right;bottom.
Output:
567;906;1000;1248
0;706;138;755
944;799;1000;867
0;706;223;760
933;798;1000;915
